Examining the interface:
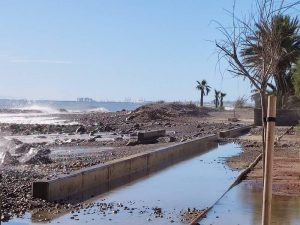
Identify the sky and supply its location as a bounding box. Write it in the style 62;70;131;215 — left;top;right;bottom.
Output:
0;0;273;102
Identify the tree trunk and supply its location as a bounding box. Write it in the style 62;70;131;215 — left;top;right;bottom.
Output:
200;91;204;107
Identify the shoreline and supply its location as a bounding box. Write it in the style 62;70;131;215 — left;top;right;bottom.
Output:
0;103;299;223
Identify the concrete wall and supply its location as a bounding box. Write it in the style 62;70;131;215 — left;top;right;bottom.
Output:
33;125;252;202
33;135;217;202
254;108;300;126
219;125;252;138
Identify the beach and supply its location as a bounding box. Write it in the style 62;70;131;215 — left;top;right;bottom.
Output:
0;102;299;223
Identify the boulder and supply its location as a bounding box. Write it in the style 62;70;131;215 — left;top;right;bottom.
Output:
0;151;19;166
14;143;33;154
19;147;52;164
76;126;86;134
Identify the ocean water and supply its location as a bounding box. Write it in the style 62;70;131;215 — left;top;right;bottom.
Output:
0;99;145;112
0;99;145;125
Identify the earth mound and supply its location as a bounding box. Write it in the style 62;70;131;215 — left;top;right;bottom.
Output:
132;102;213;120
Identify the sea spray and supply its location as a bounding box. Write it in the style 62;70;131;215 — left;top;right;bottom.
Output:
16;105;62;114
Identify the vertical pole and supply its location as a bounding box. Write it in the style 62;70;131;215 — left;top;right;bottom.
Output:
0;173;2;225
262;95;276;225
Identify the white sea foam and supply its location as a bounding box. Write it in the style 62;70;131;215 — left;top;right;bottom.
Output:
86;107;109;113
17;105;61;114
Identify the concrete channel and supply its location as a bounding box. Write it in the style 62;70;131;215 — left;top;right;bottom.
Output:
32;125;252;202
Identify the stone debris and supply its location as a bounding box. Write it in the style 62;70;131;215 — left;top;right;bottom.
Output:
0;151;19;166
19;147;52;164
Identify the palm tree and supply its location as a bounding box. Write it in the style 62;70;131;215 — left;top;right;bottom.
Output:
292;58;300;97
196;80;211;107
220;92;227;108
214;90;220;108
242;15;300;108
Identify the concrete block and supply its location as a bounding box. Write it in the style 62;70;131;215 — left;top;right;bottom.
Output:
108;158;131;181
32;181;49;200
48;172;83;201
219;126;252;138
32;134;220;202
82;165;109;192
130;154;148;174
138;129;166;142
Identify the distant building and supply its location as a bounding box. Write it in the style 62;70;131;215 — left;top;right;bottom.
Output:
77;97;95;102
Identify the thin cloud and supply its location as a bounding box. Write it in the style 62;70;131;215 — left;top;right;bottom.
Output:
9;59;73;64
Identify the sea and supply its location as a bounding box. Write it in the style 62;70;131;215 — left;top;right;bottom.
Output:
0;99;146;125
0;99;238;125
0;99;145;113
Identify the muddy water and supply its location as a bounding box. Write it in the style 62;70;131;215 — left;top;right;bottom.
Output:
6;143;242;225
201;180;300;225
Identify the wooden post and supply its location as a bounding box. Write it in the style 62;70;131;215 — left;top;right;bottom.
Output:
0;173;2;225
262;95;276;225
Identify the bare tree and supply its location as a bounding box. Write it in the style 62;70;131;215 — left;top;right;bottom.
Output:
215;0;300;175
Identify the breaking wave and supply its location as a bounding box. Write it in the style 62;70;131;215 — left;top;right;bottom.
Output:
17;105;63;114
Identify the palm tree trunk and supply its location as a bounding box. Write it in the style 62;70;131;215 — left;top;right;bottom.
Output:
200;91;204;107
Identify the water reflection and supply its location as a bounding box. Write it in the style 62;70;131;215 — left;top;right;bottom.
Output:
6;143;242;225
201;181;300;225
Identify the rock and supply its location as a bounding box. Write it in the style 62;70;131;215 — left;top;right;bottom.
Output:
59;108;68;112
228;117;239;122
10;138;23;145
281;143;289;148
180;138;187;142
126;115;134;121
114;137;123;141
103;125;113;132
0;151;19;166
19;147;52;164
88;137;96;142
76;126;86;134
89;131;96;136
65;139;76;143
157;136;176;143
169;136;176;142
37;135;47;139
126;140;138;146
14;143;33;154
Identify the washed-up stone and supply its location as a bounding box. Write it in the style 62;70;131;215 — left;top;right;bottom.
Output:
19;147;52;164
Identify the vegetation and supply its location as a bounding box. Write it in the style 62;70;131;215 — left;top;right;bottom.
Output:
214;90;220;108
293;58;300;97
215;0;300;158
220;92;226;108
234;96;248;109
196;80;211;107
242;15;300;108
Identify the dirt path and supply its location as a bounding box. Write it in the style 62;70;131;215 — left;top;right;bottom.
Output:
227;128;300;196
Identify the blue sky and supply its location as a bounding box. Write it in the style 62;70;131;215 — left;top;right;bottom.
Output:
0;1;261;102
